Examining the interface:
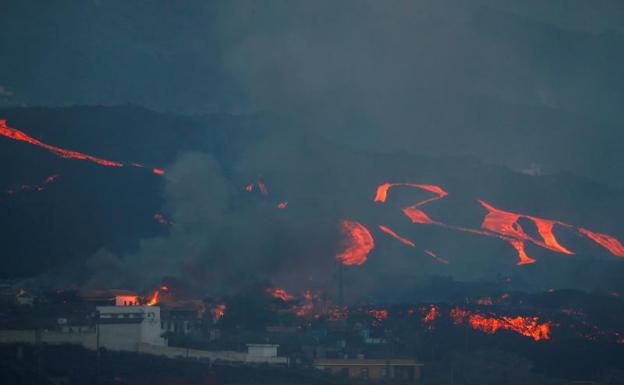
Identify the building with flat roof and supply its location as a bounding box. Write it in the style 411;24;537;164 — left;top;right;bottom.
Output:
314;357;423;382
96;305;166;351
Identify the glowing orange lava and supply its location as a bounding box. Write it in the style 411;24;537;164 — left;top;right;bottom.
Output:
578;228;624;257
373;182;613;265
336;220;375;266
451;307;551;341
369;309;389;321
0;119;165;176
1;119;123;167
378;225;415;247
146;291;159;306
267;287;295;301
374;183;448;205
421;305;440;329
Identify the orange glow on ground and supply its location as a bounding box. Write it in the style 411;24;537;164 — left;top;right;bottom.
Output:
451;307;551;341
378;225;415;247
336;220;375;266
267;287;295;301
578;228;624;257
1;119;123;167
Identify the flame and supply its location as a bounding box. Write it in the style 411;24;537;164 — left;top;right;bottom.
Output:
212;304;226;319
146;285;169;306
245;183;254;192
421;305;440;329
378;225;415;247
267;287;295;301
369;309;389;321
277;201;288;209
336;220;375;266
146;290;160;306
578;228;624;257
451;307;551;341
478;200;574;260
374;183;448;204
152;168;165;175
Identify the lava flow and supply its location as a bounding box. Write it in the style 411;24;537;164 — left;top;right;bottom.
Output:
374;181;624;265
421;304;441;329
336;220;375;266
451;307;551;341
0;119;164;175
378;225;415;247
267;287;295;301
374;183;448;204
578;228;624;257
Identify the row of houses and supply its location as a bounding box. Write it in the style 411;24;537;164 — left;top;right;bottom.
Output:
0;288;423;383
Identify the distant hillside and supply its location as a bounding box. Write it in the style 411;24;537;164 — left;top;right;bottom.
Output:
0;106;623;295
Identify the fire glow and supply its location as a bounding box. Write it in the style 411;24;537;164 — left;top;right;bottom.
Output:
378;225;415;247
0;119;164;175
374;182;624;265
146;285;169;306
451;307;551;341
421;304;441;329
336;220;375;266
267;287;295;301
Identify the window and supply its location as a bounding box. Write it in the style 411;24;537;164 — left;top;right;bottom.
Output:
340;368;349;378
381;367;389;378
360;368;369;379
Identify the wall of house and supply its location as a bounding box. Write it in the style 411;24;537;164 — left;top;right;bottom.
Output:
0;329;96;350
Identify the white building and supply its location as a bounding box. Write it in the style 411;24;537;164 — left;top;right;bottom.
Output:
96;305;166;352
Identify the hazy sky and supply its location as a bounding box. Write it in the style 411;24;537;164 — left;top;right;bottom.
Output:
1;0;623;185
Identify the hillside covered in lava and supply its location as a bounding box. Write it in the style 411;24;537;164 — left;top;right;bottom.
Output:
1;106;623;297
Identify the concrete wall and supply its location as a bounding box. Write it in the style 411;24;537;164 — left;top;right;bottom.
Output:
138;343;288;365
96;305;166;350
0;329;96;350
98;323;141;351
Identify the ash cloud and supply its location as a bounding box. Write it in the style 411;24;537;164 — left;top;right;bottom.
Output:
82;149;343;294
